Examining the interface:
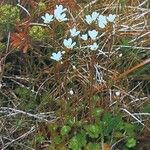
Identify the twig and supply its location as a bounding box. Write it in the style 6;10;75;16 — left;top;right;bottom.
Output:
17;3;31;16
0;107;56;122
110;138;125;150
120;108;150;131
75;0;98;19
132;113;150;116
6;32;11;53
115;58;150;81
1;126;35;150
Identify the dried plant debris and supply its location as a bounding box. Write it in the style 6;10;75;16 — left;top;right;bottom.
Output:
0;0;150;149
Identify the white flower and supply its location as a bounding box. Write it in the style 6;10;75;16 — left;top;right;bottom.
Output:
88;42;98;50
85;11;99;24
50;51;62;61
54;5;68;22
88;30;98;40
63;38;76;49
72;65;76;69
70;27;80;37
69;89;74;95
80;34;88;41
41;13;54;23
55;5;67;14
91;12;99;20
85;15;93;24
62;51;65;54
56;13;68;22
119;53;122;57
107;14;116;22
97;15;107;28
115;91;120;96
0;82;2;89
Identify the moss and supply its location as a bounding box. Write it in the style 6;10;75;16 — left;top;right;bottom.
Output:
0;4;20;31
38;2;47;11
29;25;46;41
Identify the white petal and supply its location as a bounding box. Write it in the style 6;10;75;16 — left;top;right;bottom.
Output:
69;89;74;95
41;13;53;23
51;52;62;61
56;13;68;22
63;39;69;47
98;15;107;25
98;21;106;28
71;42;76;47
88;30;98;40
115;91;120;96
89;42;98;50
41;15;45;20
107;14;116;22
80;34;88;41
85;15;92;24
91;12;99;20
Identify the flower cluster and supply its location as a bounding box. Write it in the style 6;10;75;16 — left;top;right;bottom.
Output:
42;7;117;61
85;11;99;24
41;5;68;61
80;29;98;41
41;5;68;23
85;12;116;28
63;27;99;50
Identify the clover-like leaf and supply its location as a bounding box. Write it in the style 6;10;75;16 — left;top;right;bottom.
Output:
126;138;136;148
84;124;101;138
61;125;71;136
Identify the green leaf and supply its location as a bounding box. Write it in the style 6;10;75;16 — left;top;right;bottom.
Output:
69;137;81;150
69;132;86;150
53;135;62;145
126;138;136;148
124;123;135;137
66;116;76;126
35;133;45;144
92;108;103;118
99;112;126;140
120;38;130;46
86;142;99;150
15;87;34;100
61;125;71;136
143;104;150;113
102;113;122;136
77;132;87;147
84;124;101;138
